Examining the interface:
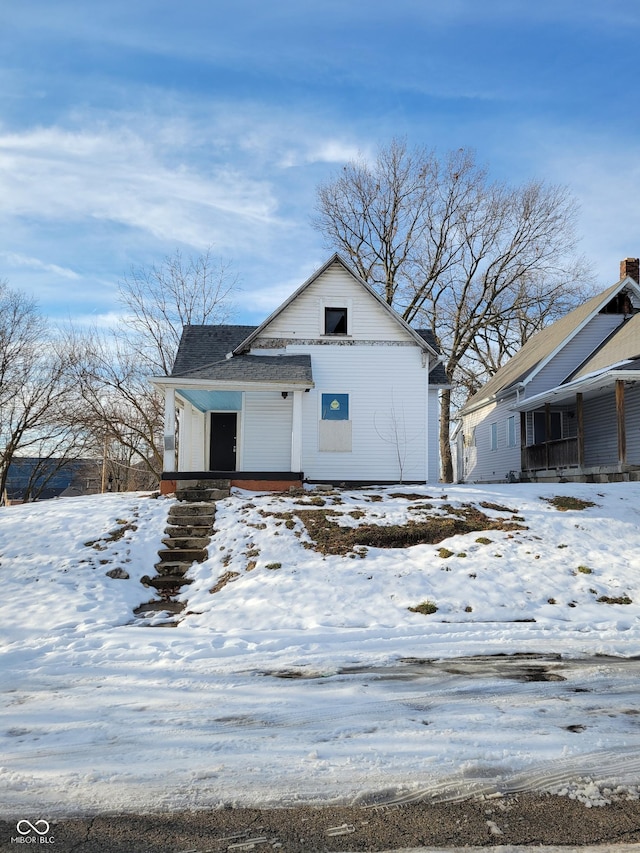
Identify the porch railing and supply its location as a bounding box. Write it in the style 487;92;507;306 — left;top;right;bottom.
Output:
523;437;579;471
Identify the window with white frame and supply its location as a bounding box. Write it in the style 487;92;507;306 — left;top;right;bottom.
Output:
490;422;498;451
507;415;516;447
324;307;348;335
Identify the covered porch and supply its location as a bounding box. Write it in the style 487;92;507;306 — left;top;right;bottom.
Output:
151;355;314;493
515;370;640;483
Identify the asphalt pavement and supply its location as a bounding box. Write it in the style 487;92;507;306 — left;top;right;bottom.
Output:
2;793;640;852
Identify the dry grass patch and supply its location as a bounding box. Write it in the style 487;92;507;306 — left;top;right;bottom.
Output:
479;501;518;513
597;594;632;605
438;548;455;559
388;492;433;501
408;600;438;615
210;571;240;594
295;503;526;556
542;495;596;512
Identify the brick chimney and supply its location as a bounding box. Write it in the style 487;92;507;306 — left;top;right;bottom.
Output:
620;257;639;283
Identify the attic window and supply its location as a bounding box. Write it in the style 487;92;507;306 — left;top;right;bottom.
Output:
324;307;348;335
600;291;634;315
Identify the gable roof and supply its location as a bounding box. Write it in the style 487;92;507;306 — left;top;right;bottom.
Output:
172;325;257;376
569;312;640;381
232;253;440;359
460;276;640;415
169;324;313;387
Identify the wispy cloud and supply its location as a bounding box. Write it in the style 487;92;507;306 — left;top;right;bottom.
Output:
1;251;80;279
2;0;639;324
0;120;283;253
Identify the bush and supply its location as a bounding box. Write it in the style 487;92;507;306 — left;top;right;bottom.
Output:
408;600;438;615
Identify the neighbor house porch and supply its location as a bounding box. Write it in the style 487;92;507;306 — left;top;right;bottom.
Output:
516;373;640;483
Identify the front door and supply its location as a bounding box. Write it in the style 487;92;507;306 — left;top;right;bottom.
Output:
209;413;237;471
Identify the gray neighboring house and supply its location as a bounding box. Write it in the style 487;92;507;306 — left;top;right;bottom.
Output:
456;258;640;484
151;254;447;492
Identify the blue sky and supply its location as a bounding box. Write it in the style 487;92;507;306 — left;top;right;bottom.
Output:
1;1;639;326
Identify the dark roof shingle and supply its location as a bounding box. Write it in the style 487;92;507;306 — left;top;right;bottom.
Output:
172;325;256;376
176;353;313;384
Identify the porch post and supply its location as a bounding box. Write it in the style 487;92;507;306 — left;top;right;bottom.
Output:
544;403;551;469
291;390;303;473
616;380;626;464
576;393;584;467
178;403;192;471
163;386;176;473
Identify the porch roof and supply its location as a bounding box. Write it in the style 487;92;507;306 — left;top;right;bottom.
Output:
151;353;314;393
510;361;640;411
176;353;313;384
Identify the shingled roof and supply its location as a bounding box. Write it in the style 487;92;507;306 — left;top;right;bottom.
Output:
171;325;257;377
459;280;627;414
171;322;443;386
416;329;448;386
569;313;640;381
174;353;313;384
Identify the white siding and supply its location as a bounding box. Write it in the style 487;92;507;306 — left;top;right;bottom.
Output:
286;343;429;481
428;388;440;482
178;405;205;471
526;314;622;397
241;392;293;470
255;262;411;344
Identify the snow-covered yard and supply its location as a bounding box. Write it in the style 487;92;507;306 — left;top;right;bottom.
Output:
1;482;640;816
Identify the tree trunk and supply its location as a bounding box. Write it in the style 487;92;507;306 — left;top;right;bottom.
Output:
439;387;454;483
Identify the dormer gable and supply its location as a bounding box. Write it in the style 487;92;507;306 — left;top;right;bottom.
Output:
233;254;438;356
460;260;640;415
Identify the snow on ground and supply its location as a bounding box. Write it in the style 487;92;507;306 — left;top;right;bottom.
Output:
1;483;640;816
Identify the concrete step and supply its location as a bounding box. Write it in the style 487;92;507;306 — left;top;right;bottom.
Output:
176;488;229;502
154;560;196;576
169;502;216;519
164;524;212;537
145;574;194;591
156;547;208;564
176;478;230;490
134;599;186;617
161;535;211;550
165;517;214;532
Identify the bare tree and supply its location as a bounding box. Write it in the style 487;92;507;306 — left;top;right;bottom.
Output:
373;396;421;484
313;140;592;481
69;329;164;485
70;249;238;485
118;247;238;374
0;282;82;498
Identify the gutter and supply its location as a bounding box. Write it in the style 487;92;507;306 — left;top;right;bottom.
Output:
509;369;639;411
459;381;525;417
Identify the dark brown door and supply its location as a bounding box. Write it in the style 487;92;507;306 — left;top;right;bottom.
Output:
209;413;237;471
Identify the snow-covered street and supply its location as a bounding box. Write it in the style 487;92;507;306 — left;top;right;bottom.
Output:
1;483;640;816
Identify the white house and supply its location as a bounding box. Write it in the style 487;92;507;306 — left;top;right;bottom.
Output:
151;254;447;492
457;258;640;484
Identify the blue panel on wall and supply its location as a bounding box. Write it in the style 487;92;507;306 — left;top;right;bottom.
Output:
321;393;349;420
179;390;242;412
